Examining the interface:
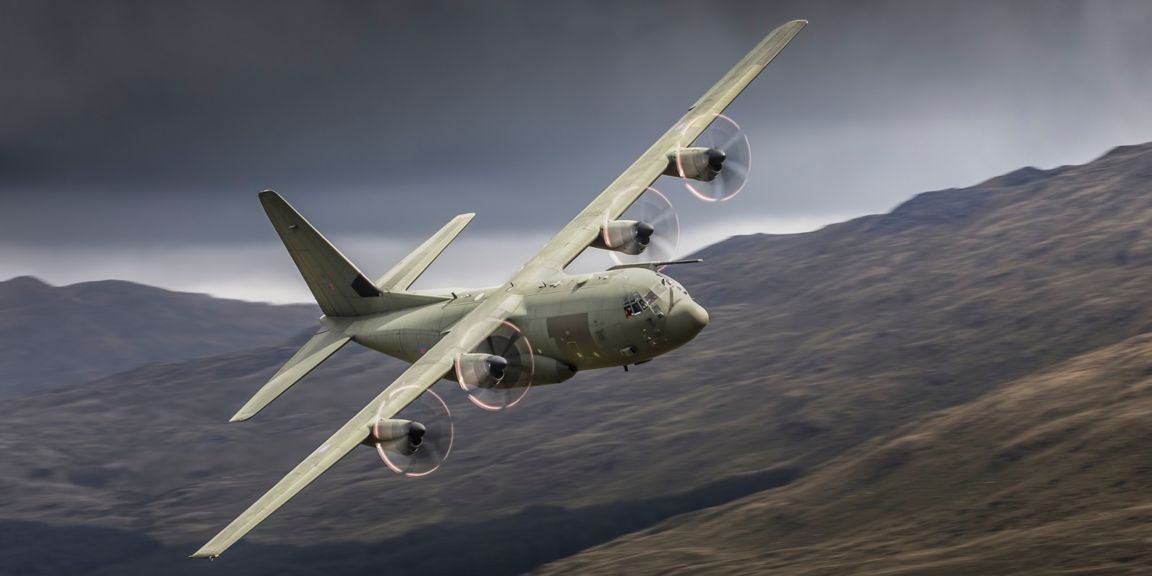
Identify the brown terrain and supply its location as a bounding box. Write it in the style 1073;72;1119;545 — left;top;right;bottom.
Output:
2;142;1152;575
0;276;317;393
539;333;1152;575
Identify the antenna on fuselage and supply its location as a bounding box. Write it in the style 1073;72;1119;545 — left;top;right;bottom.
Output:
606;259;703;272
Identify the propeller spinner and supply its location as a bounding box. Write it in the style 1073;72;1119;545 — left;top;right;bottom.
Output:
670;113;751;202
455;321;535;411
372;385;454;477
606;186;681;269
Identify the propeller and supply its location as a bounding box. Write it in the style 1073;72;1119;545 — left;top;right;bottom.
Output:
456;321;535;411
673;113;751;202
372;385;454;477
608;186;681;269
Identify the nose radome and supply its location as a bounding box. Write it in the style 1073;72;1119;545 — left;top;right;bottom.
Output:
685;300;709;330
670;298;709;336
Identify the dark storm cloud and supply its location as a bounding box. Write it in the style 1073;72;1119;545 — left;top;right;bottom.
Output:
1;0;801;244
1;1;1151;254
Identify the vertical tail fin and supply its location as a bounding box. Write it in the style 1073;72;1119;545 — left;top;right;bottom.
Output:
260;190;382;316
260;190;447;316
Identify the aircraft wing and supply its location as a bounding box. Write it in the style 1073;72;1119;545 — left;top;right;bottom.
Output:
192;291;523;559
512;19;806;284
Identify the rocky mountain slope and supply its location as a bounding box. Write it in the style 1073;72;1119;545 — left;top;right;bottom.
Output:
0;276;316;393
538;331;1152;575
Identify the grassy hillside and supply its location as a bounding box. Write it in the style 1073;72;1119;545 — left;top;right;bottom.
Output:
538;332;1152;575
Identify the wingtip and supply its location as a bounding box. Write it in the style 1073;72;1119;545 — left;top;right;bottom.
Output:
189;549;219;560
229;412;251;423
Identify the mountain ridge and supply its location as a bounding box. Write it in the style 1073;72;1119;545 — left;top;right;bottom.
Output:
0;275;317;393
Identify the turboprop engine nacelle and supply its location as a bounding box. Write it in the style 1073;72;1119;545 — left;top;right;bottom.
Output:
455;353;508;385
456;352;576;387
663;146;724;182
590;219;654;255
364;418;426;455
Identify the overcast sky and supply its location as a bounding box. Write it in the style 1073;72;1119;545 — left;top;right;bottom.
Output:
2;0;1150;302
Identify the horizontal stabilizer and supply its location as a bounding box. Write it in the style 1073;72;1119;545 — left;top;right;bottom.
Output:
376;213;475;291
230;327;351;422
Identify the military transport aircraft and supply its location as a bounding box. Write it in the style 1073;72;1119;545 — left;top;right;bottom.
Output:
193;19;806;559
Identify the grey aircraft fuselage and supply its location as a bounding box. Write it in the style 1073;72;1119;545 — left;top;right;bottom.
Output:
353;267;709;385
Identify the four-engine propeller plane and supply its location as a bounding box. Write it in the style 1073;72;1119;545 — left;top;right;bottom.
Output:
193;19;806;559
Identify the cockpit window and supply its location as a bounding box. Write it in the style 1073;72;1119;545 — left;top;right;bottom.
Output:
624;292;647;318
644;289;664;317
624;289;664;319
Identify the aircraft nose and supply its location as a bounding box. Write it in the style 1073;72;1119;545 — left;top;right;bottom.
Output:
669;298;709;336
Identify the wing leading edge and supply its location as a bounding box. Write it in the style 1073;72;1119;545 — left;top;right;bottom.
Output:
512;19;806;284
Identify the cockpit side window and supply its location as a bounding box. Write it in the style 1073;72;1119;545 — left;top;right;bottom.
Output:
644;289;664;317
623;291;648;318
624;288;666;319
643;290;656;304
